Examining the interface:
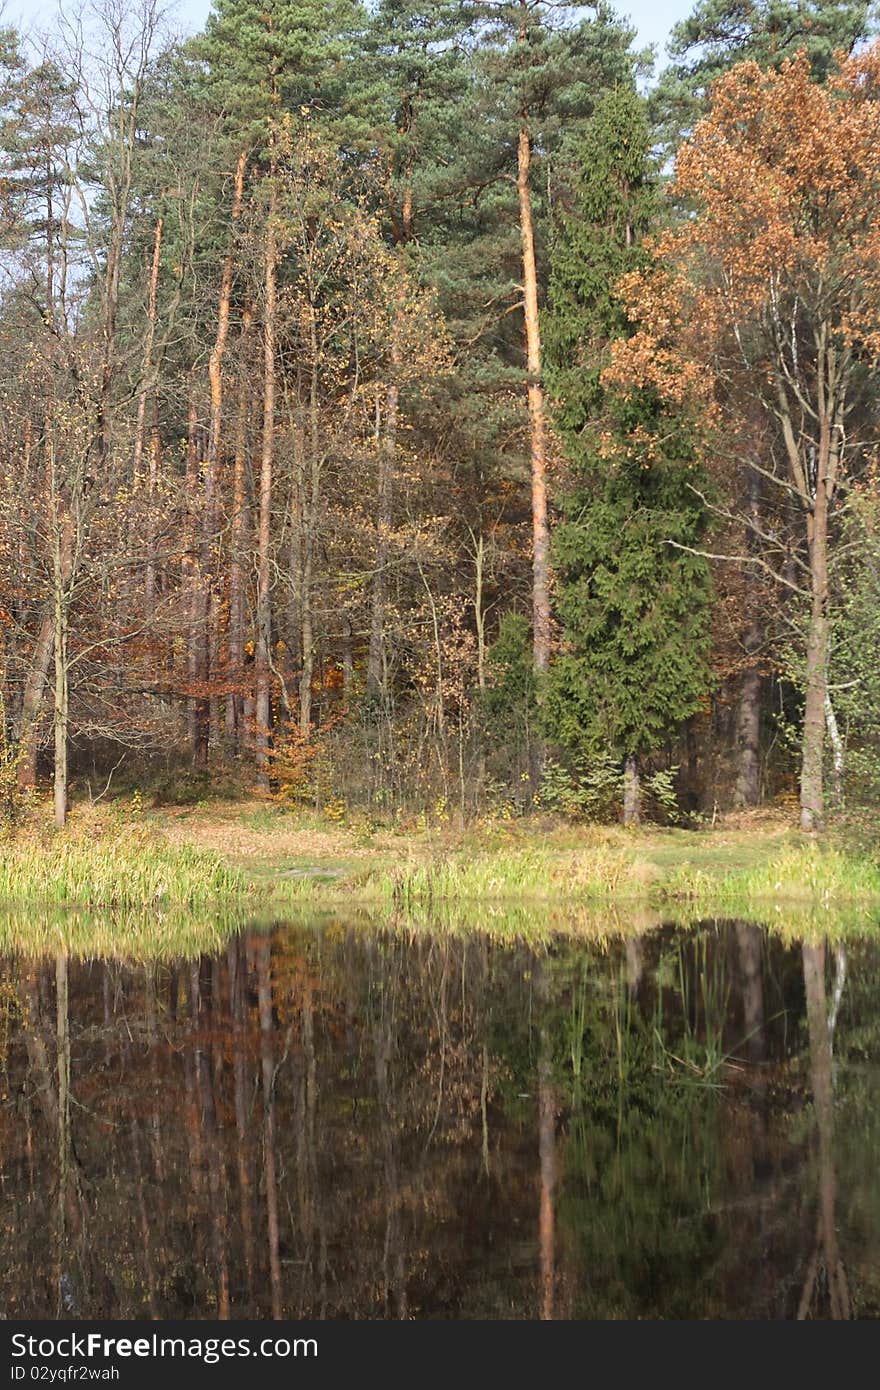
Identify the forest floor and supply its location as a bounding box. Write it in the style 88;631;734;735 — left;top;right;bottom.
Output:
152;798;793;881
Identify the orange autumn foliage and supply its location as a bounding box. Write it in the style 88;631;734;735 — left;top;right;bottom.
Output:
608;46;880;412
605;44;880;831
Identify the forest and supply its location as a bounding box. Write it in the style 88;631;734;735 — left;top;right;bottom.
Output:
6;0;880;1331
1;0;880;842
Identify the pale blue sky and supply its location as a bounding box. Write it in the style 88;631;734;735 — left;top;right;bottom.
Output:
13;0;695;70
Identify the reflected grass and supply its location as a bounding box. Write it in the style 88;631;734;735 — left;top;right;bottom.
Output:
0;905;247;961
0;895;877;962
248;895;880;945
248;897;662;944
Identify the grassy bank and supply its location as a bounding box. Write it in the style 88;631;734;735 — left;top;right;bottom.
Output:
167;803;878;911
1;801;879;922
280;838;880;929
0;816;246;909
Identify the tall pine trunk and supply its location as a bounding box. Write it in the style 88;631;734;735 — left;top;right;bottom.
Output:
734;656;762;808
366;382;396;700
192;153;247;770
52;577;68;830
132;216;163;490
517;125;551;673
536;958;556;1319
367;139;413;702
801;943;851;1318
734;469;764;807
298;323;323;736
255;191;277;787
183;399;202;753
226;316;252;753
49;453;72;830
18;612;54;791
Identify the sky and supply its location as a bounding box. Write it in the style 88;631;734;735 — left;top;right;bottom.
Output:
11;0;696;66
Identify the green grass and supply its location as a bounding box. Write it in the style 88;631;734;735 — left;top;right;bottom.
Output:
3;806;880;941
0;825;248;910
662;841;880;905
367;842;633;906
253;828;880;918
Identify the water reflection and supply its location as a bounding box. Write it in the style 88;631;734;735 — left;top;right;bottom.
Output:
1;918;878;1319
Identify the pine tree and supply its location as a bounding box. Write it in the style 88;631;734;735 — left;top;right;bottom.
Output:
542;87;712;824
652;0;875;153
463;1;642;675
344;1;473;699
345;3;641;711
198;0;368;146
188;1;370;777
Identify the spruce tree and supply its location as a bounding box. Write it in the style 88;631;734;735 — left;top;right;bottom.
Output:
462;2;642;674
542;87;712;824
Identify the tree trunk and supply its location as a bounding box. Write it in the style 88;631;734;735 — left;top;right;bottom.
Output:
825;690;844;807
735;923;766;1064
97;219;122;465
207;153;246;487
623;754;640;827
365;106;415;702
226;311;253;752
299;336;321;736
17;611;54;790
299;564;314;736
52;527;69;831
342;613;353;696
182;399;200;750
473;528;487;693
370;944;408;1318
132;216;163;490
191;154;247;770
801;467;830;831
256;939;283;1318
18;420;53;788
735;468;764;807
517;121;551;674
186;413;210;770
535;959;556;1320
144;393;161;611
734;655;762;808
228;941;256;1298
801;943;851;1319
255;192;277;787
54;951;73;1300
366;387;396;699
191;960;230;1319
48;435;73;830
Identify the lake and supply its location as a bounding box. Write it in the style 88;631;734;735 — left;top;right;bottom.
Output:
2;914;878;1319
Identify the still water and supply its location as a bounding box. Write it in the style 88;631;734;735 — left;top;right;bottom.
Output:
2;916;879;1320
